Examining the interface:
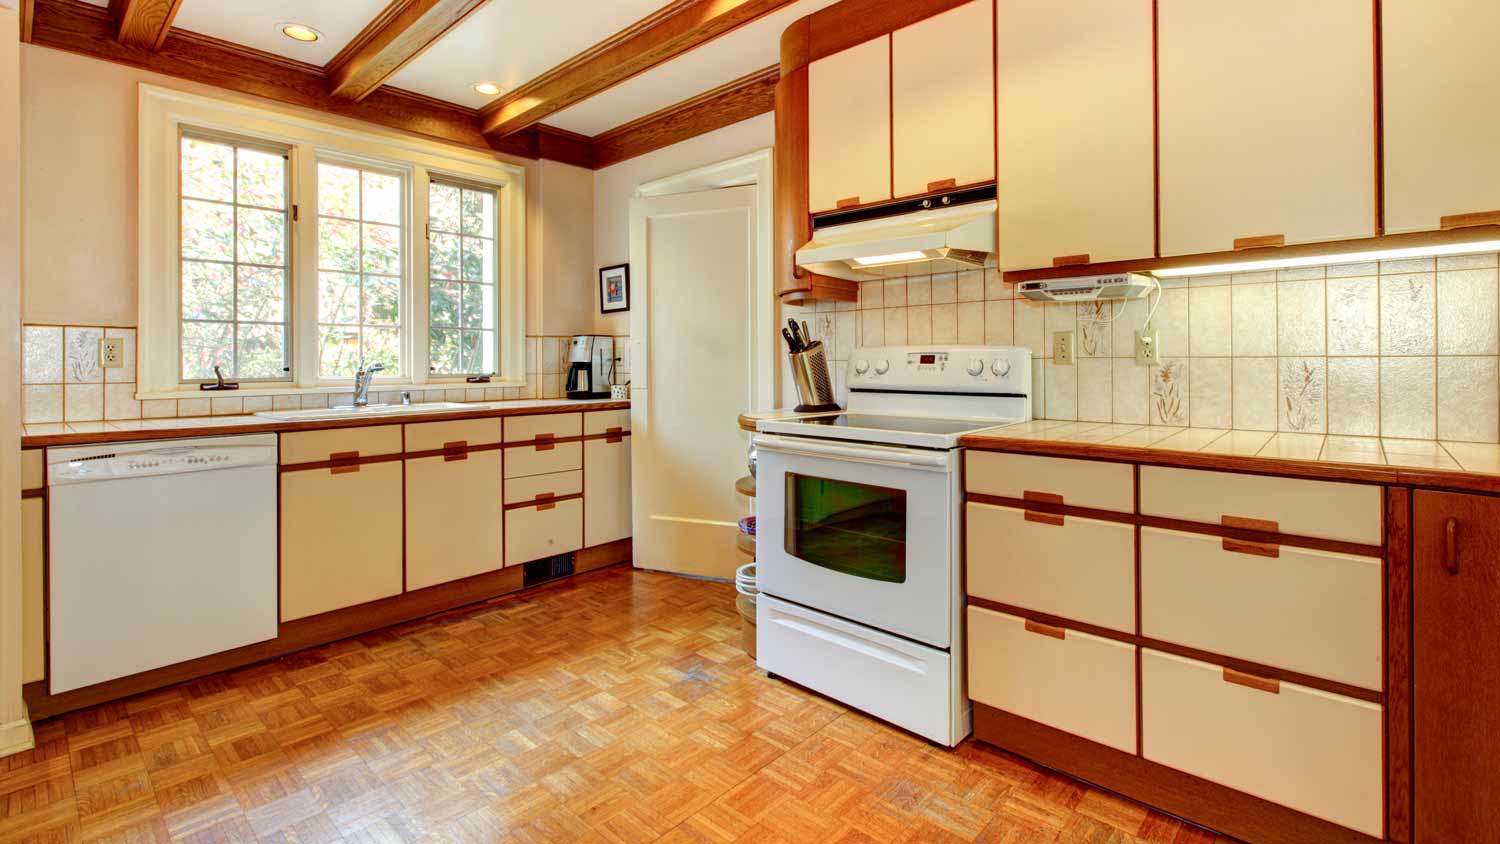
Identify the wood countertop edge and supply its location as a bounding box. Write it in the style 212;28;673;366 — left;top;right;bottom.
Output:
959;433;1500;494
22;401;632;448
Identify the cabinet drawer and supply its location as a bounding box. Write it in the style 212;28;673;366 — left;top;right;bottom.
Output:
504;412;582;443
405;452;504;591
280;462;404;621
584;409;630;436
504;441;582;479
504;470;582;505
1142;649;1383;837
967;451;1133;513
22;449;43;490
967;606;1136;753
1139;466;1381;545
405;418;502;452
966;502;1134;632
1141;528;1382;689
280;425;402;465
506;497;582;565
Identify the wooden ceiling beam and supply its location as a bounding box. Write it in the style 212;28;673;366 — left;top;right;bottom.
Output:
107;0;182;51
591;64;777;169
479;0;796;138
325;0;489;102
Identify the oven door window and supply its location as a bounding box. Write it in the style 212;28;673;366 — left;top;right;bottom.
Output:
785;474;907;583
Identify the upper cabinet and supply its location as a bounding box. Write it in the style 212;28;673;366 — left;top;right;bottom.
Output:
892;0;995;199
1157;0;1375;256
808;37;892;213
995;0;1154;271
1383;1;1500;234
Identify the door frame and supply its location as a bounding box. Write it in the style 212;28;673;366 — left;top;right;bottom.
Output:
629;148;777;411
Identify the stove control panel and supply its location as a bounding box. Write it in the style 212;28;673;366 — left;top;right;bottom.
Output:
848;345;1031;395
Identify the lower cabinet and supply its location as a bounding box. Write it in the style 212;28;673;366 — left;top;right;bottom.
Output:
584;436;631;547
405;450;504;590
22;497;45;684
506;497;583;565
281;462;404;621
1413;490;1500;842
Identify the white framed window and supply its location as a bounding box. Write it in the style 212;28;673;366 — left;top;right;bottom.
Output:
137;85;526;398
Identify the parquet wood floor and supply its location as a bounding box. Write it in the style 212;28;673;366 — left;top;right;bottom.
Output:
0;566;1238;844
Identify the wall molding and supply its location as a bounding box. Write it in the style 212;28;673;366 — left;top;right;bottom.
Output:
0;709;34;759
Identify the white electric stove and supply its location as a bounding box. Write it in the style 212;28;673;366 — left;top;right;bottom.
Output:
753;345;1032;745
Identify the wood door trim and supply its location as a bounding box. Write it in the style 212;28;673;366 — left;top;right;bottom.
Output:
503;492;583;512
974;704;1384;844
967;492;1136;526
1138;514;1383;558
503;435;586;449
967;596;1384;704
402;442;505;461
1385;485;1412;843
279;452;405;474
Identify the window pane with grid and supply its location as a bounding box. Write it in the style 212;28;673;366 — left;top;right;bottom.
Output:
179;135;290;381
317;163;404;378
428;181;497;375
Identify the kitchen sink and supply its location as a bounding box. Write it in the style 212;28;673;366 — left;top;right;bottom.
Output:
254;402;472;422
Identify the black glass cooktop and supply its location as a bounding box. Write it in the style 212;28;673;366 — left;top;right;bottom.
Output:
797;414;990;435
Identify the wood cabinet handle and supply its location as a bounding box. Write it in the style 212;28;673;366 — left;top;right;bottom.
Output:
329;451;360;475
1440;210;1500;230
1024;620;1066;640
1223;667;1280;694
1444;517;1460;575
442;440;468;462
835;196;861;209
926;178;957;193
1052;253;1090;268
1021;490;1064;527
1233;234;1285;250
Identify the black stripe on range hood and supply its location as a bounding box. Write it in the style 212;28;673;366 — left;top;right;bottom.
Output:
811;183;998;230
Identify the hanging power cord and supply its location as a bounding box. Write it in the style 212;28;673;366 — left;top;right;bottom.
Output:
1073;273;1163;329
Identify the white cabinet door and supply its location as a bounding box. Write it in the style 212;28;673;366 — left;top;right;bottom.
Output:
1383;0;1500;233
996;0;1154;270
584;436;631;547
893;0;994;198
1158;0;1375;256
808;37;892;213
405;451;504;590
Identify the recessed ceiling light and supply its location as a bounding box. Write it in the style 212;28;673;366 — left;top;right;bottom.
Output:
278;23;322;43
473;82;503;97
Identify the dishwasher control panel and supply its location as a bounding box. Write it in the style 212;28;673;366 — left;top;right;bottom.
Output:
47;435;280;484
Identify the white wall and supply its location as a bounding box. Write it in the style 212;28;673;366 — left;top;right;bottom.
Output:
592;113;774;336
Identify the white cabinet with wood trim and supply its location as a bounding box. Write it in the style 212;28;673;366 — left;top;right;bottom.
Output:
1157;0;1375;256
892;0;994;198
504;412;582;443
405;450;504;591
505;440;582;479
1382;0;1500;234
995;0;1154;270
967;450;1133;513
506;497;583;566
585;435;632;548
280;425;402;465
808;37;892;213
281;460;404;621
22;497;45;685
1139;465;1382;545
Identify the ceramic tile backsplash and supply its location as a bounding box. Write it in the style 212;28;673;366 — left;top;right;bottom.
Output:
20;327;627;422
813;253;1500;442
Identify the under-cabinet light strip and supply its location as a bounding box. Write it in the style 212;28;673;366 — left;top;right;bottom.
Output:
1150;239;1500;278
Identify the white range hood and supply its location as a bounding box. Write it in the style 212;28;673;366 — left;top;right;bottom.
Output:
795;199;997;280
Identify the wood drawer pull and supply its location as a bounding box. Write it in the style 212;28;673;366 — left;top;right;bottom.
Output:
605;426;624;434
1223;667;1280;694
1440;209;1500;230
926;178;957;192
442;440;468;462
1444;517;1459;575
835;196;861;209
1024;620;1066;640
1052;253;1090;267
535;433;556;452
1222;514;1278;532
1021;490;1064;526
1233;234;1285;250
1221;514;1279;557
605;434;624;444
330;451;360;475
536;501;556;512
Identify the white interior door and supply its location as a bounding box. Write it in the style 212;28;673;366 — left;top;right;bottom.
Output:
630;185;756;579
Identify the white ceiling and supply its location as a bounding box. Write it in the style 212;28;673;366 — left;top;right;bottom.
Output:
545;0;841;136
388;0;670;110
170;0;393;66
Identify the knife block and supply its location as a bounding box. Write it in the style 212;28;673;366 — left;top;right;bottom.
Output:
789;345;840;412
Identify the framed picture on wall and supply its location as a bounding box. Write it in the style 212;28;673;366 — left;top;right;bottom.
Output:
599;264;630;314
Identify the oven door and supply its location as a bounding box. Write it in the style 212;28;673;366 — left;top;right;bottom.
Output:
754;433;958;648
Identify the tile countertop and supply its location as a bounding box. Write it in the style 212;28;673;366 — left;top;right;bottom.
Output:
22;398;630;448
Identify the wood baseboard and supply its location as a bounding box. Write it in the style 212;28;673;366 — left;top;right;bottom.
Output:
24;541;633;720
973;704;1381;844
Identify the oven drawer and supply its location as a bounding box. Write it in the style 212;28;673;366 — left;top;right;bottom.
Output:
966;451;1133;513
1141;527;1382;690
1142;649;1383;837
966;502;1134;632
1139;466;1381;545
967;606;1136;753
758;595;962;745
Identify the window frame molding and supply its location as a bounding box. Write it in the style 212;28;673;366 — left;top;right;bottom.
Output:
139;84;526;398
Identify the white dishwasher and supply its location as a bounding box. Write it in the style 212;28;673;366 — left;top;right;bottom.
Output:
47;433;279;693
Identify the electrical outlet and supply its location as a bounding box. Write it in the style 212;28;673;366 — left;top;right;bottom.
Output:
99;337;124;369
1135;326;1160;365
1052;331;1074;366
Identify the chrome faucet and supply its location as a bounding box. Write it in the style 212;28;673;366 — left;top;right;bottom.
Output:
352;362;385;407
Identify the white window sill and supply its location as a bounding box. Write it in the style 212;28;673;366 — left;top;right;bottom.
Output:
135;380;526;401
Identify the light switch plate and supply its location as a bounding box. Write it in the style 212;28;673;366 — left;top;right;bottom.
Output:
1052;331;1074;366
1135;327;1160;365
99;337;124;369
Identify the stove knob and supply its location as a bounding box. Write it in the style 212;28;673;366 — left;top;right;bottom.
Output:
966;358;985;376
853;359;870;375
874;359;891;375
992;358;1012;377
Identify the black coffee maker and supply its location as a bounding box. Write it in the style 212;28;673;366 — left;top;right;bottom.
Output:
565;335;614;399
